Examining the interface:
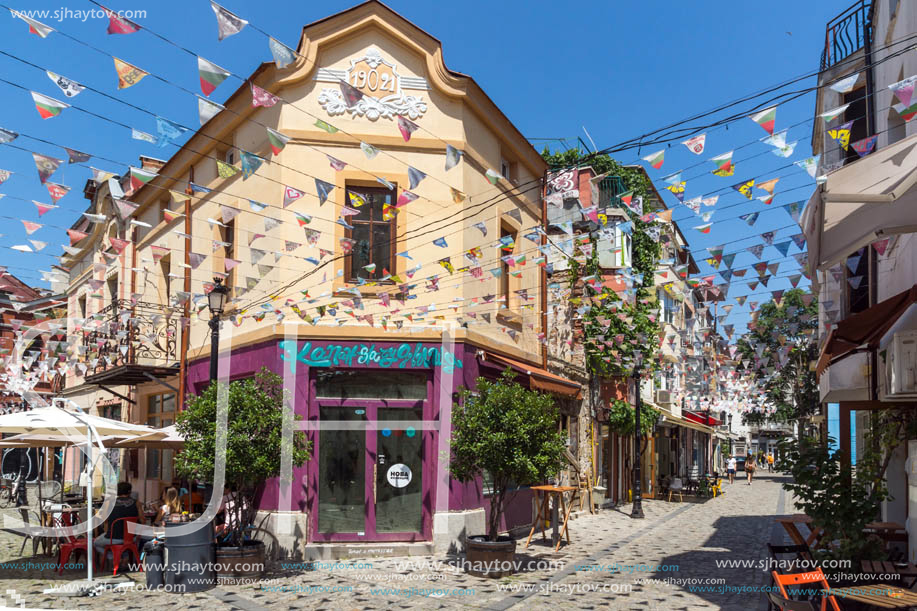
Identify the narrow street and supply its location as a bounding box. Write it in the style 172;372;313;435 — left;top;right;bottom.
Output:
0;473;789;610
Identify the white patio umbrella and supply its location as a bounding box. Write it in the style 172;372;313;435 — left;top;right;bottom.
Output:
114;425;184;450
0;406;164;586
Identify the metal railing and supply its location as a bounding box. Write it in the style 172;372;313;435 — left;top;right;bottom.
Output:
80;299;178;376
821;0;872;71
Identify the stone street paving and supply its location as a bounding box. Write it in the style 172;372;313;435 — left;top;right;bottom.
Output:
0;474;791;610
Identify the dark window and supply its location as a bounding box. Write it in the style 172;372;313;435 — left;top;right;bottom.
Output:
500;225;515;308
346;185;395;281
843;88;868;165
846;247;869;315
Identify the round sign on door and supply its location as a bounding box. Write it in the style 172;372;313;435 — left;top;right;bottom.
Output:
386;464;412;488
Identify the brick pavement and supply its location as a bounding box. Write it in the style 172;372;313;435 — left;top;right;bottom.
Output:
0;473;790;610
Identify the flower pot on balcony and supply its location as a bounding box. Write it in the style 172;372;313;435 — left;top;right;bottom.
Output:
464;536;516;578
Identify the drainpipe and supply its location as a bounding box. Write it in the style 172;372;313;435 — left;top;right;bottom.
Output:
541;169;548;370
177;165;194;410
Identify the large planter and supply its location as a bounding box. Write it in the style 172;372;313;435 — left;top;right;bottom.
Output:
465;536;516;578
215;540;265;584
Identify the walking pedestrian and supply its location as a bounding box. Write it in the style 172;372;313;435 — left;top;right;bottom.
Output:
767;452;774;472
726;455;736;484
746;452;756;485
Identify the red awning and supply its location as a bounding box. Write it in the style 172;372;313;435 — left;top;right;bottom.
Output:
684;411;721;426
480;352;583;399
816;284;917;377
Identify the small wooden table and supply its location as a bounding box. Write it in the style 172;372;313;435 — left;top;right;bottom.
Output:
524;485;578;552
827;584;917;609
776;514;827;548
861;561;917;589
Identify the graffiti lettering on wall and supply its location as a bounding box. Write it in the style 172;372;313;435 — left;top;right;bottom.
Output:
280;341;462;373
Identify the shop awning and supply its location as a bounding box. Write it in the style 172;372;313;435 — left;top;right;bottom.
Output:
816;284;917;376
802;132;917;271
658;410;715;434
684;410;721;426
480;352;582;399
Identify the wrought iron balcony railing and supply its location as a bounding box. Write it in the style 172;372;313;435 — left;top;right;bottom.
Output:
80;299;178;377
821;0;872;71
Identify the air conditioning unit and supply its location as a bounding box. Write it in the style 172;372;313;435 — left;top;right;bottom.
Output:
885;331;917;398
655;389;673;405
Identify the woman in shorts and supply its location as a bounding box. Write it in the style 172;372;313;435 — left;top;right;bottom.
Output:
746;452;756;485
726;455;736;484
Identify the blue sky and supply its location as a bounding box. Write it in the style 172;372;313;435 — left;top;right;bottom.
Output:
0;0;844;336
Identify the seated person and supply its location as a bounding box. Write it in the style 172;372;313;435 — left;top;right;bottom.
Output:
94;482;144;561
215;486;249;536
153;487;182;526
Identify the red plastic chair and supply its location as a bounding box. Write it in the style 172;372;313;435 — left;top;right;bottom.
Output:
97;517;142;576
56;516;88;575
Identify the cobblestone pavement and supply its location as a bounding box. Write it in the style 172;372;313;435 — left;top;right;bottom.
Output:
0;474;790;610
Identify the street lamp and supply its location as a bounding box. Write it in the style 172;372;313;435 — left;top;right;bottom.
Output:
631;350;645;519
207;277;229;382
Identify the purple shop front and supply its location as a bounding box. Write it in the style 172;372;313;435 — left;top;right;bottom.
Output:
186;338;533;543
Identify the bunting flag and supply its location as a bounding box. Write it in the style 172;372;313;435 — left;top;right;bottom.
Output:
830;73;859;94
156;117;187;147
22;220;41;235
198;57;230;96
702;195;719;207
382;203;396;221
129;166;156;191
889;75;917;108
269;37;296;69
760;231;775;246
64;148;90;163
266;128;290;155
819;103;850;123
188;252;206;269
732;179;754;200
663;172;682;185
872;237;891;256
828;121;853;151
642;149;664;169
485;168;503;185
408;167;427;189
315;179;334;205
772;141;798;158
693;223;712;234
103;6;140;34
251;83;280;108
67;229;88;245
665;182;686;203
396;191;418;208
773;241;791;257
151;245;169;263
450;188;465;203
438;258;454;274
314;119;337;134
360;142;378;159
747;244;764;259
240;151;264;179
132;129;156;144
433;237;448;248
34;201;56;216
0;128;18;143
682;134;706;155
211;1;247;40
283;186;304;208
216;159;239;178
757;177;779;194
46;71;84;98
198;96;224;125
339;80;363;107
115;198;139;219
31;92;69;119
113;57;148;89
11;9;54;37
758;194;775;205
794;156;820;179
0;169;10;186
348;191;366;208
397;115;419;142
32;153;62;183
739;212;759;226
711;151;734;176
749;106;777;135
327;155;347;171
444;144;462;171
851;135;878;157
45;182;69;203
790;233;806;250
893;101;917;122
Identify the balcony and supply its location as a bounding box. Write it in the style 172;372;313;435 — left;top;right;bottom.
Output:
821;0;871;71
80;299;180;386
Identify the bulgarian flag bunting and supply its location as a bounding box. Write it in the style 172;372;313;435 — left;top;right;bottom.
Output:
710;151;734;177
129;166;156;191
642;149;664;169
294;212;312;227
266;127;290;155
198;57;230;96
11;10;54;37
749;106;777;135
693;223;713;234
31;91;69;119
819;104;850;123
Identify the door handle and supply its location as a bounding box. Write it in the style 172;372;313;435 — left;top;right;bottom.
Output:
373;463;377;504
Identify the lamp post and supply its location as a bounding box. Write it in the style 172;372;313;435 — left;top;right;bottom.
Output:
207;277;229;382
631;350;645;519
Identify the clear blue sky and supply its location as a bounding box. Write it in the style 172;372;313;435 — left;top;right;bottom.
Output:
0;0;845;336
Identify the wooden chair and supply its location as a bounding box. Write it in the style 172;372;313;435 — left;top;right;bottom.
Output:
766;592;817;611
771;568;841;611
667;477;684;502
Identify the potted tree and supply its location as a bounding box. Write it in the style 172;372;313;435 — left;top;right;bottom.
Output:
175;367;311;582
450;369;566;577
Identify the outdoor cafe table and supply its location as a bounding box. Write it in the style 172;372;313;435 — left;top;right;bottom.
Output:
524;485;578;552
826;584;917;609
860;561;917;589
776;514;827;548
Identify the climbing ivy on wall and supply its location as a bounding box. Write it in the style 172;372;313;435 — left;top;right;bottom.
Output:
541;148;663;379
